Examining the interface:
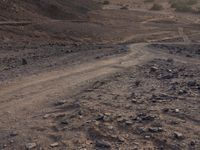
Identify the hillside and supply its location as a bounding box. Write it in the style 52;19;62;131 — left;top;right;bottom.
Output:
0;0;100;21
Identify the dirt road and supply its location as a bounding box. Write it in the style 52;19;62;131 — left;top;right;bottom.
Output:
0;43;150;148
0;42;200;149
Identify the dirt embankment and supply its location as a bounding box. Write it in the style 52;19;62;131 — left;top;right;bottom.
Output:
0;0;99;21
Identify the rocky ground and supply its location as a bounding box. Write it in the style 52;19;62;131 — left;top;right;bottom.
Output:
1;43;200;150
42;46;200;149
0;42;127;82
0;0;200;150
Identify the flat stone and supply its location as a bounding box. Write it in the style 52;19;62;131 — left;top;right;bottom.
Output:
174;132;184;139
25;143;37;149
43;114;51;119
54;100;66;106
175;109;180;113
95;140;111;148
148;127;163;133
10;131;18;137
61;119;68;125
188;80;196;87
50;142;59;147
150;66;158;72
125;120;133;125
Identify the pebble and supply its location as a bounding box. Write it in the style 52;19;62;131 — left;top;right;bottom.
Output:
144;135;151;139
125;120;133;125
50;142;59;148
25;143;37;149
54;100;66;106
10;131;18;137
150;66;158;72
95;140;111;148
43;114;50;119
187;80;196;87
175;109;180;113
22;58;28;65
61;119;68;125
174;132;184;139
148;127;163;133
131;99;137;103
190;140;196;146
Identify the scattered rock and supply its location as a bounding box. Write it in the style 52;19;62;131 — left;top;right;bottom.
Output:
144;135;151;139
50;142;59;148
174;132;184;139
174;109;180;113
22;58;28;65
54;100;66;106
135;113;155;122
190;140;196;146
95;114;104;121
178;89;187;95
61;119;69;125
150;66;158;72
43;114;51;119
125;120;133;125
135;80;141;87
131;99;137;103
148;127;163;133
136;127;146;134
10;131;18;137
25;143;37;150
187;80;197;87
95;140;111;148
162;108;170;113
167;58;174;63
95;113;111;122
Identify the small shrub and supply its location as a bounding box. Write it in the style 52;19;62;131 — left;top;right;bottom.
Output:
150;3;163;11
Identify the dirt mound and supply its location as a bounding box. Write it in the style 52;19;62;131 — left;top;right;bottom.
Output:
0;0;99;21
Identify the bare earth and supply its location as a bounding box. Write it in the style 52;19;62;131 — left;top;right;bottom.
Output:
0;0;200;150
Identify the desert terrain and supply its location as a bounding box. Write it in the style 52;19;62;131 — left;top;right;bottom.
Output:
0;0;200;149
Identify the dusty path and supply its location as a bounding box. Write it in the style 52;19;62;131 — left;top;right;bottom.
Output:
0;44;151;131
0;42;200;149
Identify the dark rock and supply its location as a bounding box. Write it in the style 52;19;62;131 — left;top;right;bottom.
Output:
178;89;187;95
148;127;163;133
136;127;146;134
135;113;155;122
10;131;18;137
167;58;174;63
96;114;104;121
162;108;170;113
61;119;68;125
190;140;196;146
135;80;141;87
22;58;28;65
161;74;174;79
95;140;111;148
54;100;66;106
187;80;197;87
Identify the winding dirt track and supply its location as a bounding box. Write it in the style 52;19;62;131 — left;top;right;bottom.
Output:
1;43;199;125
0;44;152;129
0;42;200;149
